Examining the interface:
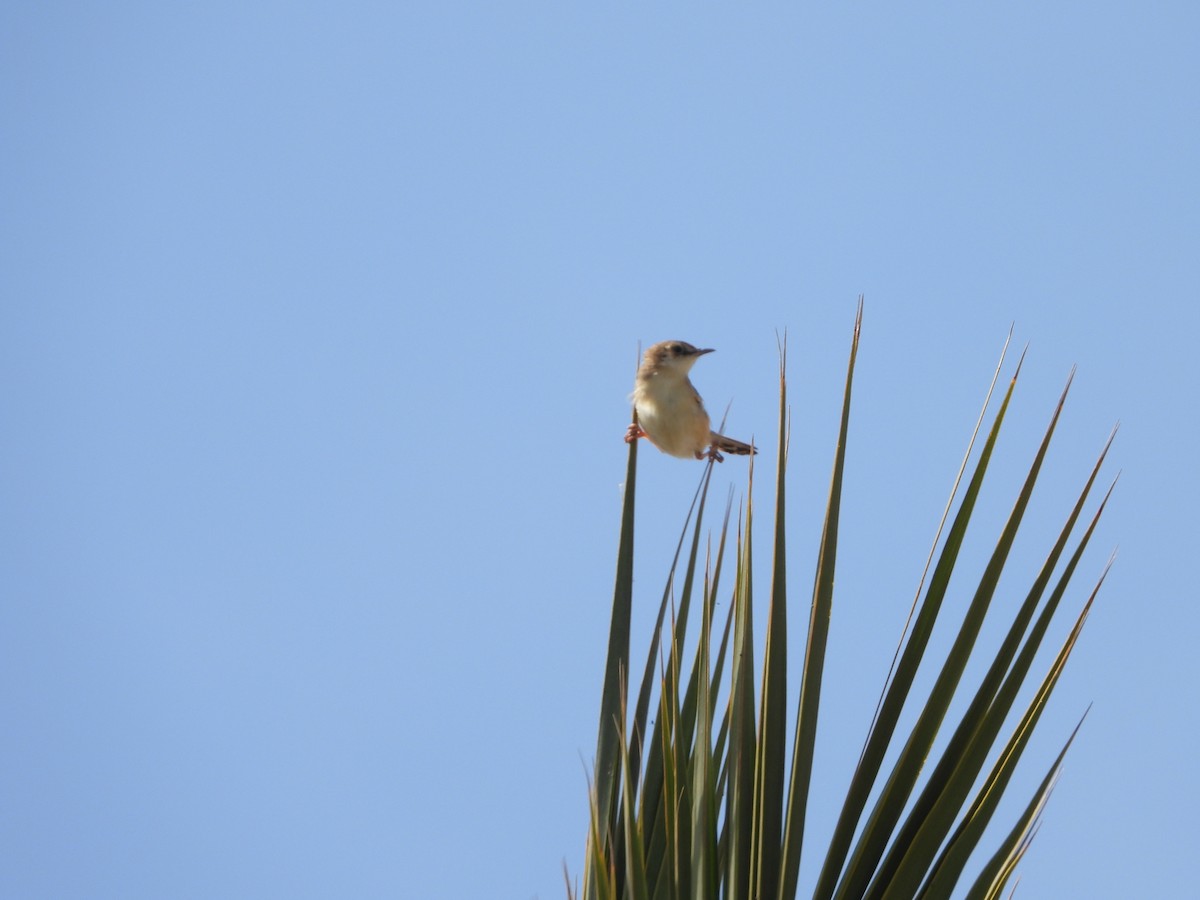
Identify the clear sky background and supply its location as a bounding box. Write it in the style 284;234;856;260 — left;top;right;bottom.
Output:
2;4;1196;899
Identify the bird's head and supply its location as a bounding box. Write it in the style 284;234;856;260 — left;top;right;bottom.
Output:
642;341;714;379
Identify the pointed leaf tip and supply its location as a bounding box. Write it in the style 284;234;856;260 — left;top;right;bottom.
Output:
1013;342;1030;380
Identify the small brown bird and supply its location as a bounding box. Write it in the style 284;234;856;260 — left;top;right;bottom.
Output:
625;340;756;462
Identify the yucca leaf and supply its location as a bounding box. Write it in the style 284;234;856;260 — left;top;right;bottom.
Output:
753;332;791;900
821;348;1027;900
962;712;1087;900
618;710;650;900
586;770;618;900
677;495;734;788
691;535;717;900
587;412;640;900
711;553;739;801
725;506;757;900
779;300;862;900
638;466;717;894
920;556;1110;897
811;335;1015;900
713;593;739;897
837;368;1072;900
671;488;714;900
873;441;1115;899
706;496;737;752
653;689;678;900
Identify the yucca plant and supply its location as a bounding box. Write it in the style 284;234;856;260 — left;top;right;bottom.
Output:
571;302;1115;900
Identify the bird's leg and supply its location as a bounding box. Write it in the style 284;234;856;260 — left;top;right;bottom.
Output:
701;446;726;463
625;423;648;444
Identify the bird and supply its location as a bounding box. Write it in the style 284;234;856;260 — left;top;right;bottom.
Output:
625;340;756;462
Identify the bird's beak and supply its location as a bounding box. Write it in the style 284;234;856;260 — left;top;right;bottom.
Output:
695;348;715;357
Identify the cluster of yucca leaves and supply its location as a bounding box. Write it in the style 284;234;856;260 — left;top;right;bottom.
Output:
571;306;1115;900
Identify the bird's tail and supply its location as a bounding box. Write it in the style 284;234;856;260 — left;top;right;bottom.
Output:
710;432;757;456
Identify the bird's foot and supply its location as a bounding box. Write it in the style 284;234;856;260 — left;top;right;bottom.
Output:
701;446;726;463
625;424;648;444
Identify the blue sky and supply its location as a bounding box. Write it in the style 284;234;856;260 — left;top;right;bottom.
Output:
2;4;1196;898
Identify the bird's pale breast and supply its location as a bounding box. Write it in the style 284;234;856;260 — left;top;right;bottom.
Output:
634;376;712;459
